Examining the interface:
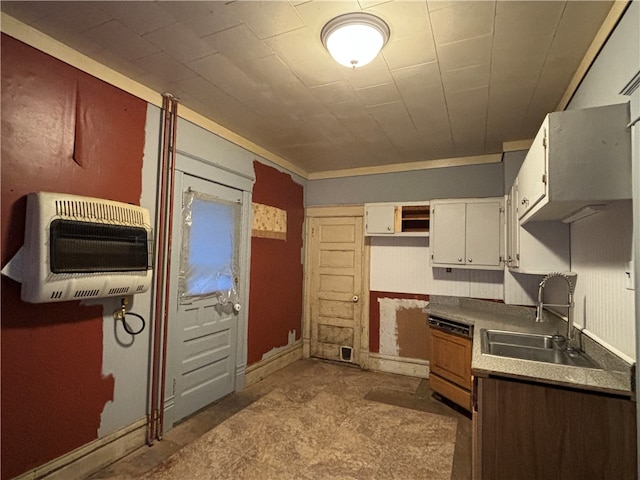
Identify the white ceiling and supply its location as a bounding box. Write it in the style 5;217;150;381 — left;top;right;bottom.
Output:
1;1;614;177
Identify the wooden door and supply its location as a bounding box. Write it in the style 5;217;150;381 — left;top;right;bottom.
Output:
307;214;364;364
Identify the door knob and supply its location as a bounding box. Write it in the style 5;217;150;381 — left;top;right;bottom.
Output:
352;295;359;303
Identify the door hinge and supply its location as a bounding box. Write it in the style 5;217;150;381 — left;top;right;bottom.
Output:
542;173;547;184
172;378;176;396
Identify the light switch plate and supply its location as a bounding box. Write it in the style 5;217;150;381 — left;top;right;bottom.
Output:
625;261;635;290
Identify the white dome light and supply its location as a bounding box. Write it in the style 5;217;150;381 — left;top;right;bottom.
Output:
321;13;390;69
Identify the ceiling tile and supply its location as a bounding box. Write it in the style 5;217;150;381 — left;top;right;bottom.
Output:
391;62;442;93
265;27;325;66
203;24;273;63
442;64;490;94
188;54;264;105
156;2;241;37
288;56;348;88
436;33;492;72
345;56;394;89
38;1;112;33
143;22;217;63
356;82;401;107
95;2;176;36
228;1;306;40
239;55;301;91
430;1;496;46
366;1;430;40
304;113;358;146
135;52;198;85
310;81;357;105
84;20;160;62
382;32;437;70
295;1;361;34
367;101;417;142
1;1;52;24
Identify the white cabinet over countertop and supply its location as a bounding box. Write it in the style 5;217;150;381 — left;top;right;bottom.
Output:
430;197;504;270
518;103;631;224
364;202;430;236
506;180;570;274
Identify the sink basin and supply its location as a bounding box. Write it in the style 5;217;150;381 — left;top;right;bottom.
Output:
481;329;600;369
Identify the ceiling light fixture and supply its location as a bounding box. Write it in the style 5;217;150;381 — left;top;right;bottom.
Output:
321;12;390;69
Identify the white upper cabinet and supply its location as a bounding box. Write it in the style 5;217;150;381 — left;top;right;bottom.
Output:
518;103;631;224
431;198;504;270
506;180;570;274
365;204;396;234
364;202;430;236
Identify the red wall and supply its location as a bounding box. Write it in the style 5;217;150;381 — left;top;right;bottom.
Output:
247;162;304;365
1;35;147;479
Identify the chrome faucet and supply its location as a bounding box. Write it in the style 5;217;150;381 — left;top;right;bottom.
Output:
536;272;575;344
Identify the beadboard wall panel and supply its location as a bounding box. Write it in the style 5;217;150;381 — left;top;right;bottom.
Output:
369;237;503;300
570;200;634;359
369;236;430;294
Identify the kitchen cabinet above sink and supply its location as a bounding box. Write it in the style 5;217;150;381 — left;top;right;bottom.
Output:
518;103;631;224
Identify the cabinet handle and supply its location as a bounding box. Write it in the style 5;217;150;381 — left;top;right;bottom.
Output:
387;226;391;231
458;258;463;262
468;258;472;263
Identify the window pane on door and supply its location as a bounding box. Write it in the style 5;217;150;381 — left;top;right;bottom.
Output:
179;191;238;301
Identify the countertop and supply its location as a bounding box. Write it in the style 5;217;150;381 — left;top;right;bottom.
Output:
427;296;634;398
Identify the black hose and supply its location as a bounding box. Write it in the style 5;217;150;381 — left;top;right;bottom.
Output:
121;311;145;335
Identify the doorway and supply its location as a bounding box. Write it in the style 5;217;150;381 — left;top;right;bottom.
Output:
304;206;369;367
164;171;245;427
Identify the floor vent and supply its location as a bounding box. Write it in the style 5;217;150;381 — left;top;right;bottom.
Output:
340;346;353;362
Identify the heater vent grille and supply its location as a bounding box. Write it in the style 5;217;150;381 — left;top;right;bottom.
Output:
55;199;145;225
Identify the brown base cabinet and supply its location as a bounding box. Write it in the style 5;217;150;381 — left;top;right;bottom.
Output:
473;376;637;480
428;327;472;411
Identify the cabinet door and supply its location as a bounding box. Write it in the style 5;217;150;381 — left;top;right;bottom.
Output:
518;119;548;221
364;204;395;235
506;183;519;268
431;202;466;265
466;201;502;267
429;328;472;390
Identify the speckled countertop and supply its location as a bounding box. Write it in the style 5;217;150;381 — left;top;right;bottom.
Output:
427;296;634;398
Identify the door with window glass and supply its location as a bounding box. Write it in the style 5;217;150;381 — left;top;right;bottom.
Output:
165;171;242;426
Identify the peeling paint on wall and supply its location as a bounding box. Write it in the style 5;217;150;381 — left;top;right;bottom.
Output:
378;297;429;359
261;329;297;360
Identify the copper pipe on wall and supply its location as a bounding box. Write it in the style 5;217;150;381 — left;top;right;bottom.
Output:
148;93;175;445
158;95;179;438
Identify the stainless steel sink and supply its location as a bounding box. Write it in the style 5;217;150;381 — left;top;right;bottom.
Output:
481;329;600;369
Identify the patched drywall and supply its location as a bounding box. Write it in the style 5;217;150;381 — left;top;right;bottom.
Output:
376;296;429;360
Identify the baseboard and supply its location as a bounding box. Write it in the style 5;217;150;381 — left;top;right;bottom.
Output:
14;418;147;480
245;342;303;387
367;353;430;378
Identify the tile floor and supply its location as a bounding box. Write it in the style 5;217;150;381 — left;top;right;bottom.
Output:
90;359;472;480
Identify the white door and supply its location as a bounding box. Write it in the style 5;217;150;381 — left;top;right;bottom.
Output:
165;172;243;426
308;216;364;364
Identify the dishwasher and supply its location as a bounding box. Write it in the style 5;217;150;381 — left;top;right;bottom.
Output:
427;315;473;411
